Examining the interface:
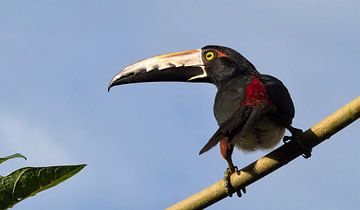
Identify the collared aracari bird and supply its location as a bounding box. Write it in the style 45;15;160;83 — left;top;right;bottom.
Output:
108;45;309;196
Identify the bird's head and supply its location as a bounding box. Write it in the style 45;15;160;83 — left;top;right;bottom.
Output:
200;45;259;86
108;45;259;90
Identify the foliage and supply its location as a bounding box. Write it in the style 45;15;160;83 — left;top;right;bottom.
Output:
0;153;85;209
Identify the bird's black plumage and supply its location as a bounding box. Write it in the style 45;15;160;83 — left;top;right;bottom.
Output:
200;72;294;154
259;74;295;125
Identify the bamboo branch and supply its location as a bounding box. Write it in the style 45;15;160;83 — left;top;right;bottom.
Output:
167;96;360;210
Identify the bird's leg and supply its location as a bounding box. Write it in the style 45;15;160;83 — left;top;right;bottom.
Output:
220;137;246;197
283;125;312;158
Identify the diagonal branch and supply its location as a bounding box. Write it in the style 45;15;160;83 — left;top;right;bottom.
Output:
167;96;360;210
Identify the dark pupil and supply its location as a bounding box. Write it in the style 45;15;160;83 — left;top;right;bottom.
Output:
207;53;212;58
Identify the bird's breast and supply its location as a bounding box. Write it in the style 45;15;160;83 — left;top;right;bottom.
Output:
214;89;242;125
213;76;253;125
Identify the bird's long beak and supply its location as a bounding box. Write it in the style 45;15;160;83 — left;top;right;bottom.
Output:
108;49;209;91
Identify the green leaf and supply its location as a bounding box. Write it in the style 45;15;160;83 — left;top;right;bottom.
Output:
0;154;27;165
0;164;86;209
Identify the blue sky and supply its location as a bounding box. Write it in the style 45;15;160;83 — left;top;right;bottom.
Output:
0;1;359;209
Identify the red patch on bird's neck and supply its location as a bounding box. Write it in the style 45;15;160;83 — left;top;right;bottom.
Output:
242;76;271;106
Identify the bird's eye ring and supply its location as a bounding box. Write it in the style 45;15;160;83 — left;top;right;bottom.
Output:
205;51;216;61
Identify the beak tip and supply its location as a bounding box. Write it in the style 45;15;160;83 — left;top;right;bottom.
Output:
107;80;115;92
108;74;121;92
107;82;114;92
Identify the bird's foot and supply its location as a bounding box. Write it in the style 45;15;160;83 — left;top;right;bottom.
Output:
283;127;312;159
223;166;246;197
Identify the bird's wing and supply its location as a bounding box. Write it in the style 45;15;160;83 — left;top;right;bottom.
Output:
199;104;267;154
260;74;295;126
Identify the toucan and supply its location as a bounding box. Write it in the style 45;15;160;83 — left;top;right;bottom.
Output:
108;45;310;196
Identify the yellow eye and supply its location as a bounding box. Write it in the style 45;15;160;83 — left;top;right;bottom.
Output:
205;51;216;61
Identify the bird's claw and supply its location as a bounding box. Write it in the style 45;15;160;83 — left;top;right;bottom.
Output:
282;135;291;144
283;127;312;159
223;166;246;197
